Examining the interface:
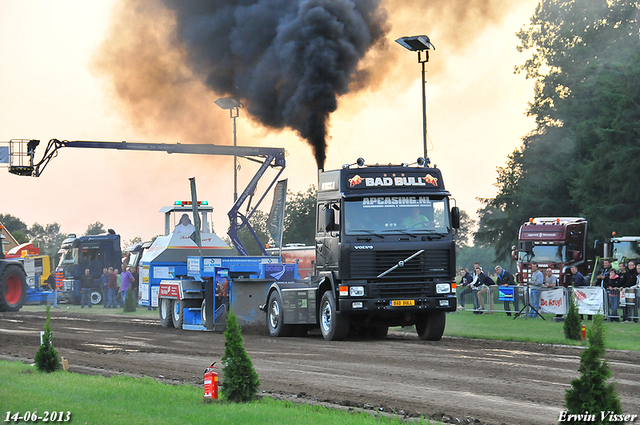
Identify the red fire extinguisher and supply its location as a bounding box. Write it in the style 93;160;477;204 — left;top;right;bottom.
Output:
204;362;219;400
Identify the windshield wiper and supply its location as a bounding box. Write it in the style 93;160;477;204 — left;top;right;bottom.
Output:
380;228;418;237
354;230;385;239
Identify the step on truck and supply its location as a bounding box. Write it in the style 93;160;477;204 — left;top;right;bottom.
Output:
264;158;460;341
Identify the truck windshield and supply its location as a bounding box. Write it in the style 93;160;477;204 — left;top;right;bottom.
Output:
612;241;640;261
344;196;450;235
126;251;141;268
57;248;77;267
518;245;567;263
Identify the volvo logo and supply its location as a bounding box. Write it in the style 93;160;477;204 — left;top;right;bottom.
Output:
354;245;374;250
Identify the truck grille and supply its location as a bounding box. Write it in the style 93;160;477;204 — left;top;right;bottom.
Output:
371;283;429;298
349;249;450;281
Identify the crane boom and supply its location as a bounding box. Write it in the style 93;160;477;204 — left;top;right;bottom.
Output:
7;138;286;256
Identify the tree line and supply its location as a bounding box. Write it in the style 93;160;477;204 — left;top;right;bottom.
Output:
476;0;640;261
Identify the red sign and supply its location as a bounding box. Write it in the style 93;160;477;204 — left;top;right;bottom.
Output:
159;283;180;298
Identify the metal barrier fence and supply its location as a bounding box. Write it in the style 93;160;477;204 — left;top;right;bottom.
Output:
456;285;639;321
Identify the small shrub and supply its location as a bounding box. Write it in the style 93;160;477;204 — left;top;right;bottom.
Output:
34;307;61;373
221;309;260;402
124;288;137;312
564;294;582;341
565;315;623;423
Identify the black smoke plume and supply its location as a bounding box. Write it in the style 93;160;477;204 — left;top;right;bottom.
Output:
162;0;389;170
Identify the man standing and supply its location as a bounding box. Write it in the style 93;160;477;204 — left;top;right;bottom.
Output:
80;268;93;308
495;265;516;316
544;268;558;287
595;259;613;286
528;263;544;318
107;266;118;308
101;267;109;308
474;264;495;314
120;267;135;305
458;268;473;310
570;266;587;286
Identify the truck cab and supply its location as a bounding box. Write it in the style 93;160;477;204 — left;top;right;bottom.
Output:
514;217;589;286
315;162;459;339
56;231;122;304
263;160;459;341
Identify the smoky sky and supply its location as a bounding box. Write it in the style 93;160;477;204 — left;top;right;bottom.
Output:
162;0;389;169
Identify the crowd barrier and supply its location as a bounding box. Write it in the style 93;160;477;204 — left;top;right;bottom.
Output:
456;285;639;321
457;285;569;316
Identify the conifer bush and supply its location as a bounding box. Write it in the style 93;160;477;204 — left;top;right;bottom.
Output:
565;315;623;423
221;309;260;402
564;293;582;341
34;307;61;373
124;288;137;312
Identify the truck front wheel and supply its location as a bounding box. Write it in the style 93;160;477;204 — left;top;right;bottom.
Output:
0;264;28;312
267;291;293;337
415;311;446;341
319;291;349;341
159;298;172;328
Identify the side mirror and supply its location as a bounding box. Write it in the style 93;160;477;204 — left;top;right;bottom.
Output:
511;245;518;261
324;207;338;232
451;206;460;229
519;241;533;253
593;240;603;257
572;250;581;261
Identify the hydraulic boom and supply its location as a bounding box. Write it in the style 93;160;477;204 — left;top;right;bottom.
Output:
6;138;286;255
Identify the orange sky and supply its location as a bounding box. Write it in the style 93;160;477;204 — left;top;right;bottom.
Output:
0;0;537;247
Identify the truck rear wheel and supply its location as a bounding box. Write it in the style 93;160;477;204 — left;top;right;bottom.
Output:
267;291;293;337
0;264;28;312
90;288;103;305
415;311;446;341
319;291;349;341
159;298;172;328
172;299;184;328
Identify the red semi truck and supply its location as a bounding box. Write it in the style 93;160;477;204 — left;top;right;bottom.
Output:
513;217;591;286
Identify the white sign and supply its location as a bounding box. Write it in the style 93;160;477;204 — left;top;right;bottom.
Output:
151;285;159;308
540;288;566;315
573;287;605;315
153;266;175;279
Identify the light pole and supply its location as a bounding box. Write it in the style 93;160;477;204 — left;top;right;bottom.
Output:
215;96;243;202
395;35;435;162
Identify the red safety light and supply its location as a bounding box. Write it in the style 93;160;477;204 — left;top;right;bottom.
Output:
174;200;209;207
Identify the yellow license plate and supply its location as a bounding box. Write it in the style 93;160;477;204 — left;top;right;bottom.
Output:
390;300;415;307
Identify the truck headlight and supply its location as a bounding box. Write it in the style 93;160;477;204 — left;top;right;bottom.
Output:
349;286;365;296
436;283;451;294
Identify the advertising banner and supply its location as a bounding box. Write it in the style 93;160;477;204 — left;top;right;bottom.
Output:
540;287;566;315
573;287;606;315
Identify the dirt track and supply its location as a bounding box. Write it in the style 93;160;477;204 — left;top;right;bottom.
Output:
1;310;639;425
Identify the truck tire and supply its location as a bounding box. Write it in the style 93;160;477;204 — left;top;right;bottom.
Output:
172;299;184;328
415;311;446;341
0;264;28;312
159;298;172;328
266;291;293;337
90;288;103;305
319;291;350;341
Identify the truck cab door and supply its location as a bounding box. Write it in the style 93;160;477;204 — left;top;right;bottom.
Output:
316;203;340;271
